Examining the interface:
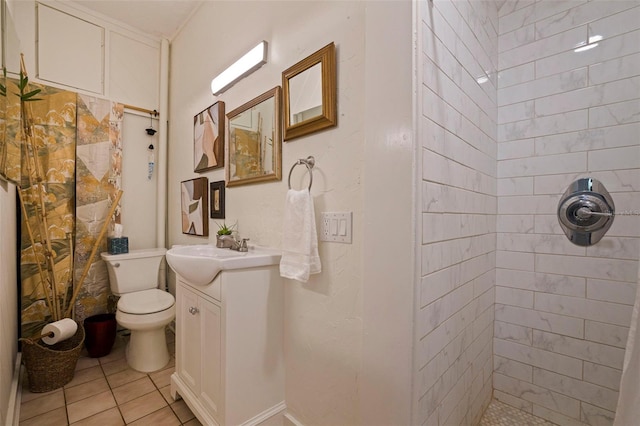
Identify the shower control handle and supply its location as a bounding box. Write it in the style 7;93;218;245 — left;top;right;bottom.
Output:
576;207;612;218
557;178;614;246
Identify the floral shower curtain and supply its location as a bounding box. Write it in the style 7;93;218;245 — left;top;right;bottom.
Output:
0;75;124;336
74;95;123;321
0;77;77;337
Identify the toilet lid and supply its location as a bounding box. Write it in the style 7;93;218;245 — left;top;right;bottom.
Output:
118;289;175;314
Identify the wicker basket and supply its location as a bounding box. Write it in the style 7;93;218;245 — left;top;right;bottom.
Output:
20;322;85;393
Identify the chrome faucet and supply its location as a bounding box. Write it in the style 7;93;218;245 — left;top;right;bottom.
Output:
217;235;250;252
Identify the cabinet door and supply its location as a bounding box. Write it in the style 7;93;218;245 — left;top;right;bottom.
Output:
177;285;201;393
199;298;222;420
38;4;104;93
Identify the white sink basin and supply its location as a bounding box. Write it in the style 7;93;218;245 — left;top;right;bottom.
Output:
166;244;281;285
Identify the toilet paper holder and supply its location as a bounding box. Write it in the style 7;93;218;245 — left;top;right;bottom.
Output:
557;178;615;246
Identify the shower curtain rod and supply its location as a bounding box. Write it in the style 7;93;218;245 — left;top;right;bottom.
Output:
123;104;159;116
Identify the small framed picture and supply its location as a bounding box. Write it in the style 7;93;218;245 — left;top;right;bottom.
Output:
210;180;225;219
180;177;209;236
194;101;225;172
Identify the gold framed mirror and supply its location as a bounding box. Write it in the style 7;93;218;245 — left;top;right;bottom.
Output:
226;86;282;187
282;42;336;141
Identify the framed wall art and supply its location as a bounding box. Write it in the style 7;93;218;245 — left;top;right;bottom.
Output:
226;86;282;187
210;180;225;219
181;177;209;236
282;42;336;141
194;101;225;172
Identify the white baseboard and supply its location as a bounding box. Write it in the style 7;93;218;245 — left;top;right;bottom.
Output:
283;412;305;426
5;353;22;426
243;401;286;426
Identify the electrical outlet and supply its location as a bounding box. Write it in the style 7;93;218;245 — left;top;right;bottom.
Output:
322;215;331;241
319;212;352;243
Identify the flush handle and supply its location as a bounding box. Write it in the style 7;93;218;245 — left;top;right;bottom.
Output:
113;263;120;268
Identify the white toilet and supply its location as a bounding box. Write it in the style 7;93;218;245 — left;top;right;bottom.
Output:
100;248;175;373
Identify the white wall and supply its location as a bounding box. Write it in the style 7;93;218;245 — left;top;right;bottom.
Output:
168;3;365;424
169;2;415;424
415;0;498;424
121;113;159;250
495;1;640;425
361;1;414;424
1;3;22;422
0;181;18;426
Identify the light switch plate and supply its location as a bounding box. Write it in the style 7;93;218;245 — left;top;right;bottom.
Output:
320;212;352;243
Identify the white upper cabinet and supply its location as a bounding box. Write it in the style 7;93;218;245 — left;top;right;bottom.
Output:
109;32;159;110
10;1;161;107
37;4;104;93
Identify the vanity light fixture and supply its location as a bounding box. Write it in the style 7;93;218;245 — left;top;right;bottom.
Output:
574;35;603;53
210;41;268;95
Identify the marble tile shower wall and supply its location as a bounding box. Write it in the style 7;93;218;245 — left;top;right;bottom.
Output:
495;1;640;426
416;0;498;425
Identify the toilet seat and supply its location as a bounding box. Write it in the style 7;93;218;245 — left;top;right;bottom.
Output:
118;289;175;315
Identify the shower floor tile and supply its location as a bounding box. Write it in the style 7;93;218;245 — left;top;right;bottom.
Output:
480;399;556;426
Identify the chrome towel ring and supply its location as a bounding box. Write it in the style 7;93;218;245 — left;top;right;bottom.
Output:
288;156;315;190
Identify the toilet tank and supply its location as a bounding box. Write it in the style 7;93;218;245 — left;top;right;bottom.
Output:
101;248;167;295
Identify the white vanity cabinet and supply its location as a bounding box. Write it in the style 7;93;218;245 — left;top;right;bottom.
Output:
171;266;284;426
175;284;222;419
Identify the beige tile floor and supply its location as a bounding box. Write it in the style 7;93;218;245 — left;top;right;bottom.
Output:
20;334;557;426
19;328;201;426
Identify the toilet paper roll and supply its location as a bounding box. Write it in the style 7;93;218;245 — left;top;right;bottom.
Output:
41;318;78;345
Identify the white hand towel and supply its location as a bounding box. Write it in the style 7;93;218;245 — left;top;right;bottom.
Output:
280;189;321;282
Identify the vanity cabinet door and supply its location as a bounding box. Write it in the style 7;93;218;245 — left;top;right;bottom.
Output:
199;298;222;420
177;284;201;393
